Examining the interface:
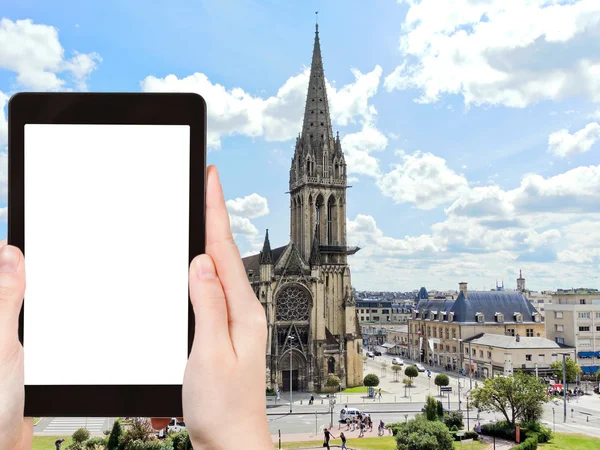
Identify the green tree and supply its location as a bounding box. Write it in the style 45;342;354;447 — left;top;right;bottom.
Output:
444;411;464;430
434;373;449;396
364;373;380;387
392;364;402;382
405;365;419;385
550;358;581;384
423;395;438;421
106;420;123;450
72;428;90;444
326;375;341;387
471;371;548;427
394;416;454;450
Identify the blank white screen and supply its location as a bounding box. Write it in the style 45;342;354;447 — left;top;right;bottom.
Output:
23;124;190;385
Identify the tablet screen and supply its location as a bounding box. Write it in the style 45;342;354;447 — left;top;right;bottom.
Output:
23;124;190;386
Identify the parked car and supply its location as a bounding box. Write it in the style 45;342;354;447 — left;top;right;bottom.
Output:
391;358;404;365
373;349;382;356
166;418;186;433
366;351;375;358
415;363;426;372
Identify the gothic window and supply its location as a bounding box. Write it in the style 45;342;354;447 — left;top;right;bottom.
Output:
316;200;321;225
327;200;333;243
328;357;335;374
276;285;310;321
319;99;322;102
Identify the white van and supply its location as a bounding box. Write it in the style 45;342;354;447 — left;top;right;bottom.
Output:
166;418;186;433
339;407;362;422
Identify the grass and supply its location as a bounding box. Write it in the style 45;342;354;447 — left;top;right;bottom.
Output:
540;432;600;449
33;417;41;426
32;436;73;450
272;436;490;449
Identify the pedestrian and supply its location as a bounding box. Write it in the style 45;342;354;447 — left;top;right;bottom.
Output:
323;427;336;450
378;388;382;400
340;432;347;449
368;415;373;432
309;394;314;405
55;439;65;450
476;422;481;434
346;417;351;430
378;419;385;436
359;420;365;438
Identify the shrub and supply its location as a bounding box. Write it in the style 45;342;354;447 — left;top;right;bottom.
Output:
451;430;479;442
405;365;419;379
169;431;190;450
513;434;539;450
481;420;515;441
364;374;380;387
326;375;341;387
107;420;123;450
265;387;275;396
423;395;438;421
450;425;459;432
519;421;552;443
73;428;91;444
444;410;464;430
122;418;154;449
144;440;174;450
85;437;107;449
436;400;444;418
394;416;454;450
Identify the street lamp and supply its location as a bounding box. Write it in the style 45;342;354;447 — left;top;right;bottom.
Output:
552;352;570;424
287;335;295;413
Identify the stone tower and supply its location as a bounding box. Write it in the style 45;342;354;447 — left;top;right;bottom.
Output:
242;22;363;393
517;270;526;292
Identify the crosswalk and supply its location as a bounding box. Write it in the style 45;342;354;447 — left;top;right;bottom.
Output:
43;417;108;434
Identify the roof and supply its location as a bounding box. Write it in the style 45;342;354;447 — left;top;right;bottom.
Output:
464;333;573;350
415;290;540;323
242;245;287;274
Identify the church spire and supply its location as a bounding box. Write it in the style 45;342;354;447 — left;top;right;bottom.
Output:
301;22;334;147
259;229;273;265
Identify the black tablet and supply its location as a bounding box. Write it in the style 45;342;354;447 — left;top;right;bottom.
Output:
8;93;206;418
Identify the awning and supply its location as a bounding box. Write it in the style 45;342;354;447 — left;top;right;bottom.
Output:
581;366;600;374
381;342;396;349
578;351;595;358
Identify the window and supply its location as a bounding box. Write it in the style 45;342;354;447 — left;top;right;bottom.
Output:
514;313;523;323
487;351;492;359
580;299;586;304
555;337;565;344
538;354;545;362
579;326;590;332
371;309;377;313
526;355;532;361
453;346;457;353
360;317;364;321
555;324;564;332
472;348;476;356
479;350;484;357
554;311;563;319
476;312;484;323
427;326;431;336
445;329;450;339
507;328;515;336
495;312;504;323
382;309;390;314
526;329;534;337
465;348;469;355
446;345;450;351
596;312;600;319
448;312;454;322
433;328;437;338
452;329;456;338
579;312;591;319
597;326;600;332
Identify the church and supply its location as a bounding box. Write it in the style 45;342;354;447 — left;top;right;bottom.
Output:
242;23;364;392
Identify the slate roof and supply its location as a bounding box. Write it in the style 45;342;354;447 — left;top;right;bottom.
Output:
243;245;287;274
464;333;571;350
415;290;540;323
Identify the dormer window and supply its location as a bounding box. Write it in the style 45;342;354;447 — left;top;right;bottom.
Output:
495;312;504;323
448;312;454;323
476;312;484;323
431;311;438;321
533;313;541;322
514;312;523;323
414;310;419;319
441;311;447;321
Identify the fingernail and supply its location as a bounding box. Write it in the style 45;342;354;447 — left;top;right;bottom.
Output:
0;246;19;273
195;254;217;279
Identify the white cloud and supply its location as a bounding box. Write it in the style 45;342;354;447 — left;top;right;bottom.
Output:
229;214;258;237
376;150;468;209
226;193;269;219
385;0;600;108
141;65;383;149
0;18;101;91
342;121;388;177
0;151;6;204
548;122;600;158
0;91;7;148
589;110;600;120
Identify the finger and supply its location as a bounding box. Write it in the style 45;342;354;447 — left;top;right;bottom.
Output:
189;254;232;354
0;245;26;345
204;166;262;343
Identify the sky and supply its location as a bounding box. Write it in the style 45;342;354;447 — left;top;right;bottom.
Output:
1;0;600;292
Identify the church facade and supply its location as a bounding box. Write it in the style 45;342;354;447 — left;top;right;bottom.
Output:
242;23;364;392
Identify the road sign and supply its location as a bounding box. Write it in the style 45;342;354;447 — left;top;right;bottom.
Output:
440;387;453;393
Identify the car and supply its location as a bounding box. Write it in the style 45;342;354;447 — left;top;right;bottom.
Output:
415;363;426;372
366;351;375;358
373;349;382;356
391;358;404;365
339;407;362;423
166;418;186;433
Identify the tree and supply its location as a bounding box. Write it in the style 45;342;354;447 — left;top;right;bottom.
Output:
392;364;402;382
434;373;449;396
380;360;388;378
550;358;581;384
394;416;454;450
444;411;464;430
106;420;122;450
423;395;438;421
326;375;341;387
471;371;548;427
405;365;419;384
364;374;380;387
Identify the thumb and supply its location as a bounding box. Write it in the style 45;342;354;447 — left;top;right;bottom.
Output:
0;245;26;346
188;254;232;355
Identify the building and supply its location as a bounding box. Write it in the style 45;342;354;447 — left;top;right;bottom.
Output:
462;333;574;378
408;282;544;374
515;270;552;318
356;299;413;324
360;323;409;357
242;23;363;392
544;290;600;375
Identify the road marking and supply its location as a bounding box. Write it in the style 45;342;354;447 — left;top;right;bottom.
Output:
43;418;107;433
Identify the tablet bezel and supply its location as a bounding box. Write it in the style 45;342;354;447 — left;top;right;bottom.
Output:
8;92;206;417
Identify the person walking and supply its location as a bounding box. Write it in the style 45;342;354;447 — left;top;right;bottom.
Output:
358;420;365;438
340;432;347;450
378;419;385;436
55;439;66;450
323;427;336;450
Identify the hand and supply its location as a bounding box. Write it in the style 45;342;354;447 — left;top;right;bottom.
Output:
0;240;34;450
151;165;271;449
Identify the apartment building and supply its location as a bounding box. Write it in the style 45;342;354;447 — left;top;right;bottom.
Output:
545;290;600;375
408;282;544;374
356;299;413;324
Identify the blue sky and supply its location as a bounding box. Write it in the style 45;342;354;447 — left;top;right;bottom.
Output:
1;0;600;292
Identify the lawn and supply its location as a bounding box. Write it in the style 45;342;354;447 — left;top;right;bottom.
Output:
273;436;490;449
32;436;73;450
540;433;600;449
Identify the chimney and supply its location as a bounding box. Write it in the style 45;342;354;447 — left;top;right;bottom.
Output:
459;282;468;298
